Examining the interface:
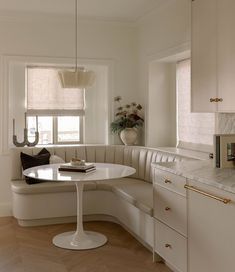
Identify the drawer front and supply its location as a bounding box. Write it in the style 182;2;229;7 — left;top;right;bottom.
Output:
155;219;187;272
154;169;186;196
154;185;187;236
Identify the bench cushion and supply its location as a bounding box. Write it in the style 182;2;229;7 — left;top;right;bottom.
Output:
11;180;96;194
11;177;153;216
112;178;153;216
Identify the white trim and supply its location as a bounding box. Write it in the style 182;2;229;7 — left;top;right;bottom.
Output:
1;55;114;154
177;141;213;154
27;110;85;116
1;57;9;155
147;42;190;64
0;56;3;154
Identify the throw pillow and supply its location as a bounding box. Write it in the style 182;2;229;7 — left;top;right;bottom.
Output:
20;148;51;184
20;148;50;170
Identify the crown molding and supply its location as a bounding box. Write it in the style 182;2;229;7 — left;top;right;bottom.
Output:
0;10;137;27
0;0;174;27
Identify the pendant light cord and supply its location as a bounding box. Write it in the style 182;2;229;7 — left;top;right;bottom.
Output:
75;0;78;71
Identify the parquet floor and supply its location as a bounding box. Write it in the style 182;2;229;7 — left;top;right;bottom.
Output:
0;217;172;272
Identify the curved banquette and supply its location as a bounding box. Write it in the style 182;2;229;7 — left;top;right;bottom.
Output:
11;145;196;248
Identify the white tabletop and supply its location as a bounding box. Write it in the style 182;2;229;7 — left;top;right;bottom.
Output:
23;163;136;183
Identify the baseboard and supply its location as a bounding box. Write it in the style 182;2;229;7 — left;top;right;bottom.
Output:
0;202;12;217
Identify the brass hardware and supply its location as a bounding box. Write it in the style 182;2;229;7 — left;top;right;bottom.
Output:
210;98;223;103
164;179;172;184
184;185;231;204
165;207;171;211
165;244;172;248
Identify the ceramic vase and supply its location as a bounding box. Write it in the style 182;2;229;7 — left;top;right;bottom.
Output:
120;128;138;145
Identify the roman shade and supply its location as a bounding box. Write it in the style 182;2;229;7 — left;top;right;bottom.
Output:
27;67;85;116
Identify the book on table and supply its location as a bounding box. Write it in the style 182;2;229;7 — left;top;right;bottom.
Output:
58;162;96;173
58;166;96;173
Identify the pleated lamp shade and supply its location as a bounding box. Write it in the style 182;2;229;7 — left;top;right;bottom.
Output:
58;69;96;89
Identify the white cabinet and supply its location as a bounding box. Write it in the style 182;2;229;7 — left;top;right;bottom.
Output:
155;220;187;272
153;169;187;272
217;0;235;112
187;180;235;272
191;0;235;112
191;0;217;112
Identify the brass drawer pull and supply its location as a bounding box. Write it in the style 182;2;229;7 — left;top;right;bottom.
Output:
184;185;231;204
165;207;171;211
165;243;172;249
210;98;223;103
164;179;172;184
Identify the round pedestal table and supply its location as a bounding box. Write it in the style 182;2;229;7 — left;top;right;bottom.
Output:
23;163;136;250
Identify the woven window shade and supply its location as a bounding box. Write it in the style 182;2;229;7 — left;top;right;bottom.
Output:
27;67;85;116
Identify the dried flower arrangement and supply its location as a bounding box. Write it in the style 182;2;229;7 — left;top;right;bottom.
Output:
110;96;144;134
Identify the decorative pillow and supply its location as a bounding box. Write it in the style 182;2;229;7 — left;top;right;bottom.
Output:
49;155;65;164
20;148;51;184
20;148;50;170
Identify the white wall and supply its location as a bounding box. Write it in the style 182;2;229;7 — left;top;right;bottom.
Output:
0;0;195;215
147;62;176;147
137;0;191;146
0;13;138;215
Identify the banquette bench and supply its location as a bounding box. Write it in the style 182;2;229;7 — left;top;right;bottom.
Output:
11;145;196;249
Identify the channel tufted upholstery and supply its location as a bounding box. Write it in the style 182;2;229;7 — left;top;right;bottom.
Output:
10;145;196;232
11;145;190;182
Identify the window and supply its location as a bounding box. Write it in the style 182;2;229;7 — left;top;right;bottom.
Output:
27;116;82;144
26;67;84;144
177;59;215;146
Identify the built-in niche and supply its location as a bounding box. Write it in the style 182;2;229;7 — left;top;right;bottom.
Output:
147;48;215;152
6;56;111;150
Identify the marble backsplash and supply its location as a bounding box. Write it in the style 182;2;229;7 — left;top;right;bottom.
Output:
218;113;235;134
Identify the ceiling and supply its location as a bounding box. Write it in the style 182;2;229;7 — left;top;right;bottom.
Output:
0;0;165;21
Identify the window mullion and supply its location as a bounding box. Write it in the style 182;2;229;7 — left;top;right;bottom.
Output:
53;117;58;144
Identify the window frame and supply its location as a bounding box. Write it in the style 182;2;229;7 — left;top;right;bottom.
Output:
27;115;84;145
54;116;84;145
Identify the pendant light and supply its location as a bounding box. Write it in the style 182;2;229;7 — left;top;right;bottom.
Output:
58;0;95;89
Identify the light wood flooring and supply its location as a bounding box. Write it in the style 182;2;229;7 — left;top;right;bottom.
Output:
0;217;172;272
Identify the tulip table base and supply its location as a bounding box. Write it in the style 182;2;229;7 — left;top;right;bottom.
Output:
53;182;107;250
53;231;107;250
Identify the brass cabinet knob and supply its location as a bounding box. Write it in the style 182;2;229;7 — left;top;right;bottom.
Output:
164;179;172;184
210;98;223;102
165;244;172;248
165;207;171;211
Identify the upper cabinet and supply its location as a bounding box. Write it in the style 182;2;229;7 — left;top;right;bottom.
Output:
191;0;235;112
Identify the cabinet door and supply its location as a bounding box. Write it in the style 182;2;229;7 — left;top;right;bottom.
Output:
187;180;235;272
191;0;217;112
217;0;235;112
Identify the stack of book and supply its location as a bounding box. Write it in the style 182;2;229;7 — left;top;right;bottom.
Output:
58;163;96;173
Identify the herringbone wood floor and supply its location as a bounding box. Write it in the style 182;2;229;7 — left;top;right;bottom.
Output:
0;217;172;272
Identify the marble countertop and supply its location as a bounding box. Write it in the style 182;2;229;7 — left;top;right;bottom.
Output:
153;147;210;160
152;160;235;194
